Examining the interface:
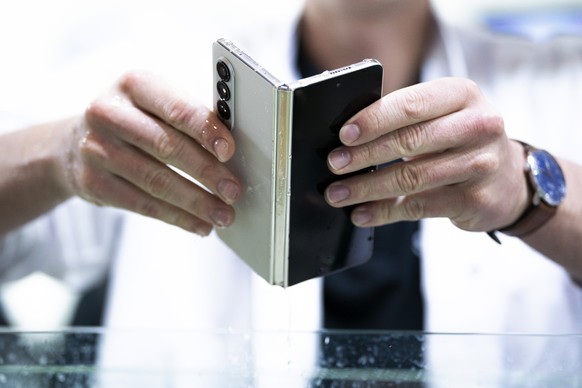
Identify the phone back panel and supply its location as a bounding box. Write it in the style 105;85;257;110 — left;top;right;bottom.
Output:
213;40;283;283
286;62;383;285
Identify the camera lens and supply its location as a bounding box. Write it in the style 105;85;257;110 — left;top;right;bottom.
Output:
216;61;231;81
216;99;231;121
217;81;231;100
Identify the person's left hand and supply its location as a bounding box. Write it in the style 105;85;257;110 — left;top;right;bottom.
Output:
324;77;528;232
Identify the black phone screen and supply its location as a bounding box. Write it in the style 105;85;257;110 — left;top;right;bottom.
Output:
287;63;383;285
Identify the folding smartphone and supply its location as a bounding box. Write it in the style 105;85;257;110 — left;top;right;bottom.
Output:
213;38;383;287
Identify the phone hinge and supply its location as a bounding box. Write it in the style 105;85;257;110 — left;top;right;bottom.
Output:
272;85;293;287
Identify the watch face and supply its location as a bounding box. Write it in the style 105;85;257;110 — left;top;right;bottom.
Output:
528;150;566;206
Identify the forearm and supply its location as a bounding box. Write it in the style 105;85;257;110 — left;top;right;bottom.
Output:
522;158;582;281
0;118;75;236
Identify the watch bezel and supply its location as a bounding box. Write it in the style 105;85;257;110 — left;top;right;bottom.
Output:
527;149;566;207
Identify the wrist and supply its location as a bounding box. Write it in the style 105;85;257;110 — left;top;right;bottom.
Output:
0;118;76;234
32;118;78;204
53;117;82;201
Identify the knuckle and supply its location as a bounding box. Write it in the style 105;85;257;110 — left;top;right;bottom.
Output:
402;197;425;220
364;108;384;134
471;152;499;178
468;112;488;134
77;169;106;204
79;133;105;160
484;110;505;136
143;168;174;199
453;78;481;104
469;110;504;137
135;198;162;219
164;98;199;130
373;203;393;224
170;211;191;229
468;180;496;206
401;89;429;121
466;187;490;210
393;123;425;156
153;131;185;162
460;79;506;133
461;78;480;96
84;98;109;125
459;188;494;229
358;141;376;164
118;71;143;93
393;163;423;194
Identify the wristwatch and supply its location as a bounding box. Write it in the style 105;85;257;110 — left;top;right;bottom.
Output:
497;142;567;238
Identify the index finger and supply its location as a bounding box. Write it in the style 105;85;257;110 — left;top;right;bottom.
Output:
339;77;480;146
119;71;235;162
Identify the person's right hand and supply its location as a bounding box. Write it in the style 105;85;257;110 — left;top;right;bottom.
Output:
63;71;241;236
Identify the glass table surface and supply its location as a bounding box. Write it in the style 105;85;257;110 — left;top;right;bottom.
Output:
0;328;580;387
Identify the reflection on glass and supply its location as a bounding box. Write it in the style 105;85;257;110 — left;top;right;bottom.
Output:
0;329;580;387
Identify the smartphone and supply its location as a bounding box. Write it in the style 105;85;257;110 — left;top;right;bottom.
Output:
213;38;383;287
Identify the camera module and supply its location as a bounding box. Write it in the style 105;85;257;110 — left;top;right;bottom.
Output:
214;57;233;129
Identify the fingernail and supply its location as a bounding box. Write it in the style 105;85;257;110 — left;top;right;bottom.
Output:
213;138;229;161
211;207;234;228
326;184;350;203
352;208;372;226
328;149;351;171
217;179;240;203
340;124;360;144
194;223;212;236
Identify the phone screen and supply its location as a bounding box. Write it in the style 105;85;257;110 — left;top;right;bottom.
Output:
287;64;383;285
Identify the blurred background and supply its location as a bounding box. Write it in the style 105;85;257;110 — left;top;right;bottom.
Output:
0;0;581;329
436;0;582;40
